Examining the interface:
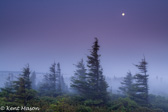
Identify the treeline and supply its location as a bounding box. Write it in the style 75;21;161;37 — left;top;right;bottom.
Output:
0;38;168;112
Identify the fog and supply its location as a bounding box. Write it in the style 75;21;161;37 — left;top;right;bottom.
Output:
1;70;167;97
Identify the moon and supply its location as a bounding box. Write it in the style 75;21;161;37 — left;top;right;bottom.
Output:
122;13;125;16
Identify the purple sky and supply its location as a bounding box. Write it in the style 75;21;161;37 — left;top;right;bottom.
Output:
0;0;168;77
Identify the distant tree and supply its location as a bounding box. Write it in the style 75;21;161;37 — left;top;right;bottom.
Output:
12;65;36;105
0;73;15;102
57;63;62;94
132;57;149;106
60;75;68;93
49;62;57;95
38;73;51;96
71;59;88;96
56;63;68;94
30;71;36;90
20;65;31;90
39;62;57;96
119;71;133;97
39;62;68;96
4;73;14;89
87;38;108;102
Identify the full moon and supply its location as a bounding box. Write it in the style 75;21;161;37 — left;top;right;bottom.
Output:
122;13;125;16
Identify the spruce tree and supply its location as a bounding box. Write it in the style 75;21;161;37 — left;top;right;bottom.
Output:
87;38;108;102
71;59;88;96
4;73;14;88
30;71;36;90
56;63;68;94
60;75;68;93
38;74;51;96
20;65;31;89
119;71;133;97
12;65;36;105
39;62;67;96
57;63;62;94
49;62;57;95
0;73;15;102
39;63;57;96
13;77;26;105
132;57;149;106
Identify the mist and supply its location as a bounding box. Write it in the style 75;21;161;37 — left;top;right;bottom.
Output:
1;66;168;97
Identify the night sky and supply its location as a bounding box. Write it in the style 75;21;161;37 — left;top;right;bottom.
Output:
0;0;168;77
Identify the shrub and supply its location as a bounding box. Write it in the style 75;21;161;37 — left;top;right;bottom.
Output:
76;105;92;112
108;97;138;112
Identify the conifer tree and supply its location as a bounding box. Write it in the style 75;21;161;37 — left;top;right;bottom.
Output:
39;62;58;96
49;62;57;95
38;74;51;96
30;71;36;90
20;65;31;89
132;57;149;106
60;75;68;93
4;73;14;88
87;38;108;102
71;59;88;96
12;65;36;105
13;77;26;105
57;63;62;94
39;62;68;96
56;63;68;94
119;71;133;97
0;73;15;102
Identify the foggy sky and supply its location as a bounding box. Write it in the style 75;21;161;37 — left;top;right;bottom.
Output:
0;0;168;77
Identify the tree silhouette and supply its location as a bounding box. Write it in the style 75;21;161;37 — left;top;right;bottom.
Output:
87;38;108;102
71;59;88;96
119;71;133;98
132;57;149;106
